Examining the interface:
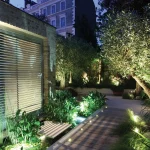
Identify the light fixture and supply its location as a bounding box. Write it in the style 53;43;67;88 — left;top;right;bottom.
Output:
68;138;72;142
134;127;139;133
39;135;46;141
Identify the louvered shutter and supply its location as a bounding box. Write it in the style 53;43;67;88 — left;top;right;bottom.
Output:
0;32;42;117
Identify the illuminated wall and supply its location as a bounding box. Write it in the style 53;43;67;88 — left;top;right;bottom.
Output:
0;1;56;117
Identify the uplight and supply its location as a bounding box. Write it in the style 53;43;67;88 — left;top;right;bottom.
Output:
68;138;72;142
39;135;46;141
134;127;139;133
133;115;139;123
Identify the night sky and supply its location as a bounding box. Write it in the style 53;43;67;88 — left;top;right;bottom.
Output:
10;0;99;8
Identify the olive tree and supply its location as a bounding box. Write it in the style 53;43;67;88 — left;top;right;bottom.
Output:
100;11;150;97
56;35;96;88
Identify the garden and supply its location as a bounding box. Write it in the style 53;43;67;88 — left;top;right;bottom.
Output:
1;0;150;149
0;90;107;150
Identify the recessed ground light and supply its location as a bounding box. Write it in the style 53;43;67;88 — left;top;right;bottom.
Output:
68;138;72;142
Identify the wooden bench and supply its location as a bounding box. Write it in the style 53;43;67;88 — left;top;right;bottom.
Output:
40;121;71;138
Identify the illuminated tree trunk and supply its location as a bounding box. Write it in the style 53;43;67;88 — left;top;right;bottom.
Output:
98;60;102;84
132;75;150;98
60;73;65;88
135;82;142;96
69;71;72;84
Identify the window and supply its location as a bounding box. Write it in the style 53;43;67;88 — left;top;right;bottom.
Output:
32;12;39;16
51;5;56;14
43;8;47;15
51;19;56;27
60;16;66;28
0;32;42;117
61;1;65;11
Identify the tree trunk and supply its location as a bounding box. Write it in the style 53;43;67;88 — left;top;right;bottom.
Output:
132;75;150;98
135;81;142;96
60;74;65;88
69;71;72;84
98;59;101;84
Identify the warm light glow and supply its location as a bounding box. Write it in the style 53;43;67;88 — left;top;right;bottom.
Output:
39;135;46;141
89;120;92;123
68;138;72;142
81;128;83;131
134;127;139;133
72;112;78;120
7;143;34;150
133;115;139;123
80;101;88;112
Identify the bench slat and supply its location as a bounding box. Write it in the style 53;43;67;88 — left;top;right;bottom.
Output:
40;121;71;138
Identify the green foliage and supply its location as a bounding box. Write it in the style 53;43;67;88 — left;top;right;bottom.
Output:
100;11;150;79
56;35;96;87
44;90;79;125
79;91;107;117
140;90;149;100
98;7;150;97
0;113;4;145
111;132;149;150
6;110;40;145
141;99;150;123
122;92;135;100
98;0;149;14
112;109;150;150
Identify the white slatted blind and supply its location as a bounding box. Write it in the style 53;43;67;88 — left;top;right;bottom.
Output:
0;32;42;117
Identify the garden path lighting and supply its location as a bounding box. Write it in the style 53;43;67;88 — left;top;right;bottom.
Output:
68;138;72;142
134;127;139;133
39;135;46;141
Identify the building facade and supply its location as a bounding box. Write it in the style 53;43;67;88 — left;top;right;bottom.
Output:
0;0;56;118
24;0;96;43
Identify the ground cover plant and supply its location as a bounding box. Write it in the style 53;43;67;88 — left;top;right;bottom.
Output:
1;90;107;149
112;109;150;150
3;110;41;150
79;91;107;117
44;90;107;123
44;90;79;126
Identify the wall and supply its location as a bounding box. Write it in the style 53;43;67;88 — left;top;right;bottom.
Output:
0;1;56;105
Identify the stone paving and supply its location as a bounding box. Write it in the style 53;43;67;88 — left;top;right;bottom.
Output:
48;96;142;150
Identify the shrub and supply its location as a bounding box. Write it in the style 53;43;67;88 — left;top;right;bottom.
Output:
44;90;79;125
111;109;150;150
122;92;135;99
79;91;107;117
6;110;40;145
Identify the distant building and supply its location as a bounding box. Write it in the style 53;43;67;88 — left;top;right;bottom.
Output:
2;0;9;3
25;0;37;8
24;0;96;46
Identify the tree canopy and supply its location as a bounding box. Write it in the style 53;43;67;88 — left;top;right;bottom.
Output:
99;0;150;14
56;35;96;88
99;7;150;97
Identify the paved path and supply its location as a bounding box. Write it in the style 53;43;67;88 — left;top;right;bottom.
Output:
48;96;142;150
107;96;142;115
